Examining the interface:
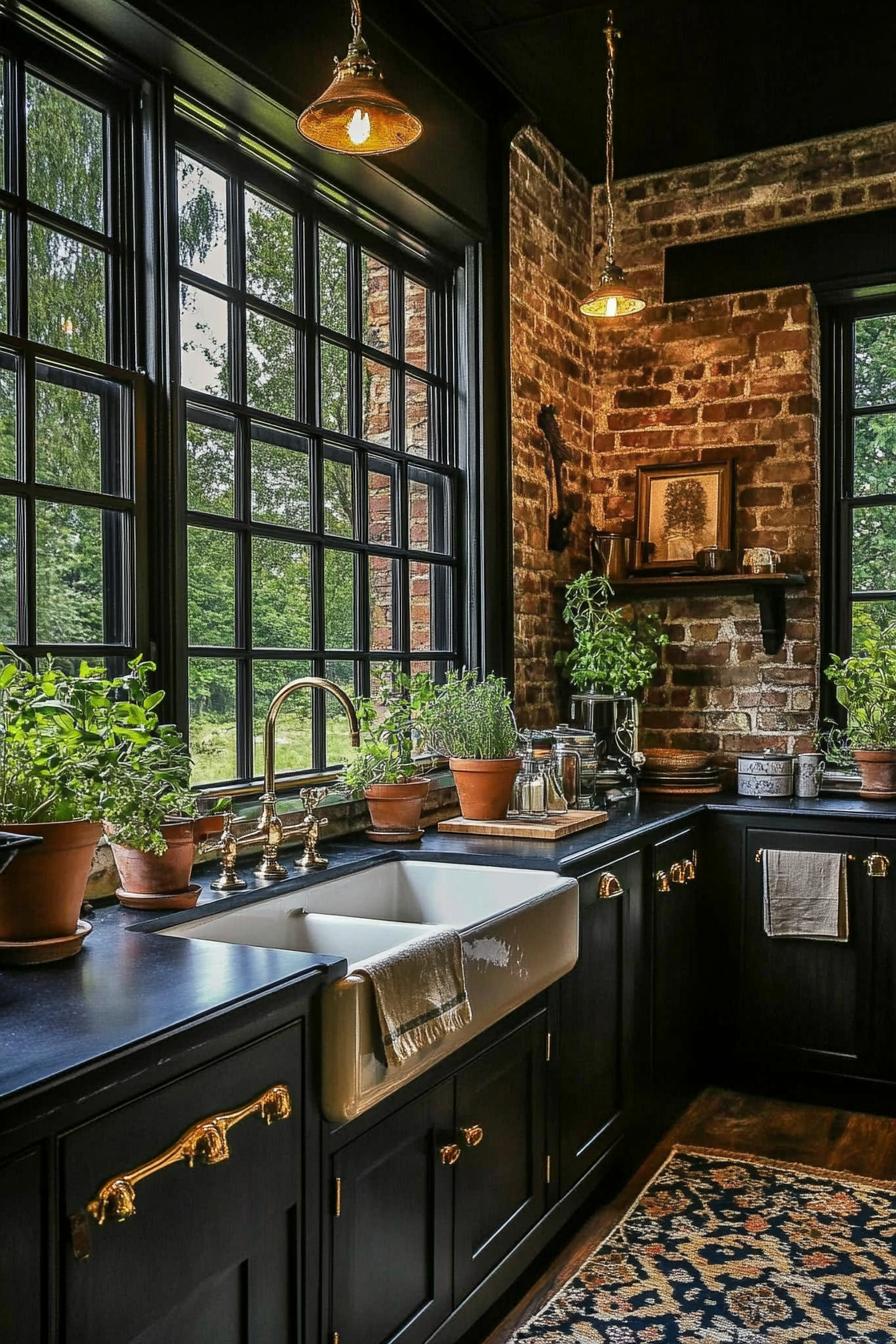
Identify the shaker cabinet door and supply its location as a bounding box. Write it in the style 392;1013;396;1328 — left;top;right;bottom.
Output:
0;1147;45;1344
651;828;700;1118
870;836;896;1080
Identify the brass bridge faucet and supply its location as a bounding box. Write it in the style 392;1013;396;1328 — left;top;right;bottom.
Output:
200;677;361;889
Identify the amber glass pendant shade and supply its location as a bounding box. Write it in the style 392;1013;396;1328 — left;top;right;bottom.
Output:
297;2;422;156
581;262;646;318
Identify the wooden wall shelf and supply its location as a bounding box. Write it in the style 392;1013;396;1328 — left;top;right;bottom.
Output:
609;572;807;655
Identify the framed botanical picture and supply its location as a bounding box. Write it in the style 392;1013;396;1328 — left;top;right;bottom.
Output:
634;459;734;572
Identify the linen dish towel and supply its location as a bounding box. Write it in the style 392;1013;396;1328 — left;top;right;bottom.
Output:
762;848;849;941
356;925;472;1067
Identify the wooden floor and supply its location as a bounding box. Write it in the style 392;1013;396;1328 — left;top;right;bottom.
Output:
480;1087;896;1344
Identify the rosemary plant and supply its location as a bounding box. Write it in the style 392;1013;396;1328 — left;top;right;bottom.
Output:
421;671;519;761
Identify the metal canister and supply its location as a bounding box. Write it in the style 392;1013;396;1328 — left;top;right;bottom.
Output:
552;724;601;808
737;750;795;798
795;752;825;799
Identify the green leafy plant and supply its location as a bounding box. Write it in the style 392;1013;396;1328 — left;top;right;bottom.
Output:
341;666;436;795
420;671;518;761
0;649;198;853
824;621;896;750
555;572;668;695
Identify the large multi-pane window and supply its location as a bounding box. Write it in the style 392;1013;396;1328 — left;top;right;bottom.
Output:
175;128;460;784
0;45;141;665
825;300;896;669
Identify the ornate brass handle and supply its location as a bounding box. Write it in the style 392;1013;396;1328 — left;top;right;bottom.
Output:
670;861;687;885
460;1124;484;1147
682;858;696;882
439;1142;462;1166
866;853;891;878
85;1084;292;1226
656;870;671;893
597;871;623;900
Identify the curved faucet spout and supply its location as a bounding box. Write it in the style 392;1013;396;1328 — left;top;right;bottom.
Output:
262;676;361;797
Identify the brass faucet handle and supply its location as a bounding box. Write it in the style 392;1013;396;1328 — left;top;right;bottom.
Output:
297;787;329;872
300;785;329;812
202;809;266;892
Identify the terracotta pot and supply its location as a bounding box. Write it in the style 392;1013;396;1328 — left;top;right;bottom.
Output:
854;749;896;799
0;820;102;940
106;819;197;895
364;780;430;835
449;757;521;821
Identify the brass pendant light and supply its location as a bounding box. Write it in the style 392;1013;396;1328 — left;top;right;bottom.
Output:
581;11;644;318
297;0;422;156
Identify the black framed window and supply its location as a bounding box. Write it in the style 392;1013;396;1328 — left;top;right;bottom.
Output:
0;38;144;668
173;125;461;785
824;297;896;687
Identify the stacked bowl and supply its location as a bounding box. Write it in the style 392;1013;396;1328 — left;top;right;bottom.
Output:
639;748;723;796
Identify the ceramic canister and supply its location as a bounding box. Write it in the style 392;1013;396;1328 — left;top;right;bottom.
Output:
795;751;825;799
737;750;795;798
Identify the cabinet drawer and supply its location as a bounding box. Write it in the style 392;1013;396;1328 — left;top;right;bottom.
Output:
62;1024;303;1344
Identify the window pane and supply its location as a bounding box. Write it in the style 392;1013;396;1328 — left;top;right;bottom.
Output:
361;252;390;352
245;190;295;311
852;600;896;652
852;505;896;591
855;314;896;408
854;412;896;497
324;447;354;537
324;659;356;765
26;75;105;232
187;417;235;516
368;457;396;544
405;278;429;369
409;468;449;553
36;377;103;493
324;549;355;648
362;358;391;447
252;658;312;776
180;283;229;397
247;310;295;418
177;152;228;284
35;501;125;643
406;375;431;457
369;555;394;651
252;536;311;647
189;658;237;784
320;341;349;434
29;222;106;361
409;561;451;652
319;231;348;333
0;214;7;333
0;357;17;479
0;494;16;641
188;526;234;645
251;430;310;530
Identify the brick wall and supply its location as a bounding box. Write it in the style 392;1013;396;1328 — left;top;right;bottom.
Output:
509;121;896;759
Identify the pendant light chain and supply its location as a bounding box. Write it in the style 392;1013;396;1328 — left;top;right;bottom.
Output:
350;0;363;42
604;12;618;267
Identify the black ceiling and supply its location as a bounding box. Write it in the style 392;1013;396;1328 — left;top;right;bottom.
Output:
420;0;896;182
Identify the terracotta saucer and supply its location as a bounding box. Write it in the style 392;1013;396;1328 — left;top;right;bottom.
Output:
0;919;92;966
115;883;201;911
365;827;424;844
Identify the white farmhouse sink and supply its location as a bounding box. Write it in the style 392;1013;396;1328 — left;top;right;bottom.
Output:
162;860;579;1121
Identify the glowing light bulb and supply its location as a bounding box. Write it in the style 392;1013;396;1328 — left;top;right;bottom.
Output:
346;108;372;146
605;295;618;318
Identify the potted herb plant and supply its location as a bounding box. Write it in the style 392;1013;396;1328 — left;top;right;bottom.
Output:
342;667;435;839
555;572;668;696
824;620;896;798
421;671;520;821
0;651;134;944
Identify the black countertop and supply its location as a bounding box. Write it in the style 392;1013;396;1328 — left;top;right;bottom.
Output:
2;790;895;1122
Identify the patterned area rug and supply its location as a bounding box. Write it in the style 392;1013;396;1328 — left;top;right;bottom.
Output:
512;1147;896;1343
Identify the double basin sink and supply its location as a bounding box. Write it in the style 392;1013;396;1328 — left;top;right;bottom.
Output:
161;859;579;1121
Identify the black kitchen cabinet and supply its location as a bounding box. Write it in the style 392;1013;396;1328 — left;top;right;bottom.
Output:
871;839;896;1080
651;827;701;1119
0;1147;45;1344
556;849;645;1195
61;1025;304;1344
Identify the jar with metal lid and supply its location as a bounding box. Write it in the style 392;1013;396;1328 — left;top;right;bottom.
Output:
737;750;795;798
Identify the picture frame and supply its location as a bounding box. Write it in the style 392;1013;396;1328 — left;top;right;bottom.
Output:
633;459;734;573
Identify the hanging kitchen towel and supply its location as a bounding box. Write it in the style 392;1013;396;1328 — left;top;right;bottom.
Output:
762;849;848;941
356;926;472;1067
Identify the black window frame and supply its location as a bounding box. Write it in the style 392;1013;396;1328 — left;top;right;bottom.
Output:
821;287;896;721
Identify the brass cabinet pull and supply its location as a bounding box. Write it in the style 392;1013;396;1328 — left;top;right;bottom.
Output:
439;1142;462;1166
866;852;891;879
597;871;624;900
460;1124;484;1148
656;870;671;893
85;1084;292;1226
682;858;696;883
670;862;687;885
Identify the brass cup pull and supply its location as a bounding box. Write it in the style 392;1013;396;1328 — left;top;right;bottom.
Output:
598;871;624;900
460;1124;484;1148
670;862;687;885
656;870;671;893
866;853;891;879
439;1142;462;1166
84;1084;292;1226
682;858;696;882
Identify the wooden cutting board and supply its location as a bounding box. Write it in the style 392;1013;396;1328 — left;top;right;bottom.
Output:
437;809;608;840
